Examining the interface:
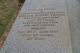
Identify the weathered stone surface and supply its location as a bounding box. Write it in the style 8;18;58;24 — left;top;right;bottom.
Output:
67;0;80;53
0;0;73;53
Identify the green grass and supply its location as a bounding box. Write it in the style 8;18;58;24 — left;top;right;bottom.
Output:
0;0;18;38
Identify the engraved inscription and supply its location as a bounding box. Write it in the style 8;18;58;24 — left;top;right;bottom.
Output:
17;9;65;40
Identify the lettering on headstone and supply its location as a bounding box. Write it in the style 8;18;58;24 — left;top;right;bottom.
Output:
17;9;65;40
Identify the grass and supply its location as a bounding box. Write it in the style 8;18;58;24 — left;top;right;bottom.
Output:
0;0;19;38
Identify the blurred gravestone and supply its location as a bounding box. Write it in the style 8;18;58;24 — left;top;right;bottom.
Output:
0;0;72;53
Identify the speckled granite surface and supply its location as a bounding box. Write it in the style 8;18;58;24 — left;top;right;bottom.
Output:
67;0;80;53
1;0;80;53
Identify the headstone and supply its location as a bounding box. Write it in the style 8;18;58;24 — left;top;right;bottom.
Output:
0;0;72;53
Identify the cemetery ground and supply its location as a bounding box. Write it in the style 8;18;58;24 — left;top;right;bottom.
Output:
0;0;24;47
